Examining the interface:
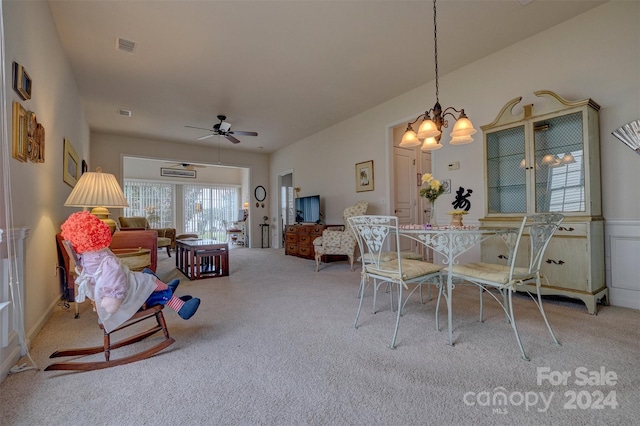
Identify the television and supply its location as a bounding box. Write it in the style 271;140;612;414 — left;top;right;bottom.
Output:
295;195;321;224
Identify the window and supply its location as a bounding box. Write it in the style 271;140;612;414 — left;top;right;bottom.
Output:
123;180;175;228
184;184;240;240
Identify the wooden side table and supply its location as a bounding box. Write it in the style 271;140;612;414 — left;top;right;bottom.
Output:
175;239;229;280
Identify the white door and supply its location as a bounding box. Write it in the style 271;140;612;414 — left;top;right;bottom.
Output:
393;144;433;258
393;146;418;252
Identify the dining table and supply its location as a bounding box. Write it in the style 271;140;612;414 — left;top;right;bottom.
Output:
397;225;517;346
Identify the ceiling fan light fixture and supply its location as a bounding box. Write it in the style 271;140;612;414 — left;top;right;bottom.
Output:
185;114;258;144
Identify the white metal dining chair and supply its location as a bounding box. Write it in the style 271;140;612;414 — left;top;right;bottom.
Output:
444;213;564;361
349;215;443;349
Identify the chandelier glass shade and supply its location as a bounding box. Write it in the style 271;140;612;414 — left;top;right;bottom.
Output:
400;0;476;150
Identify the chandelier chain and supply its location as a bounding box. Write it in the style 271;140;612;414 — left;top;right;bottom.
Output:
433;0;439;103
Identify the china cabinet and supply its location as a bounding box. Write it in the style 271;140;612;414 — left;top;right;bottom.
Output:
479;90;607;314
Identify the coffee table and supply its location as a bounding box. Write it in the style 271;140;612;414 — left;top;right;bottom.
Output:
175;239;229;280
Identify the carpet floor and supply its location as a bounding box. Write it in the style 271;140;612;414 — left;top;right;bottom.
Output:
1;247;638;425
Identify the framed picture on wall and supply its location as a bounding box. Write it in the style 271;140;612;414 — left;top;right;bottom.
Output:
442;179;451;194
160;167;196;178
355;160;374;192
63;138;79;187
12;102;27;162
12;62;32;100
35;123;45;163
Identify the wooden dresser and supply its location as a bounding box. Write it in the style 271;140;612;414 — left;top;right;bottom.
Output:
285;224;326;259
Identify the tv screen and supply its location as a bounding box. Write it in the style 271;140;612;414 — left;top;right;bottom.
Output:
295;195;320;223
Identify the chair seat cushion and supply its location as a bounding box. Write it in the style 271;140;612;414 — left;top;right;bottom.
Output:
157;237;172;248
367;259;441;280
447;262;533;285
360;251;422;263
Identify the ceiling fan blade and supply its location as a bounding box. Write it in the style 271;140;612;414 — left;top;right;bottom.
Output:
225;135;241;144
196;134;215;141
185;125;213;132
166;162;194;170
230;130;258;137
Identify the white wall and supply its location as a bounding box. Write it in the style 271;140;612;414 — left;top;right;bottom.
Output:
270;2;640;309
2;0;90;377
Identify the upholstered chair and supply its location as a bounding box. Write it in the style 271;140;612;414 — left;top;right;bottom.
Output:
313;200;368;272
118;216;176;256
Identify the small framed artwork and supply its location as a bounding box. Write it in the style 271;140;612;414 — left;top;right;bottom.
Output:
160;167;196;178
355;160;374;192
26;111;39;163
12;102;27;162
63;138;80;187
12;62;32;101
36;123;45;163
442;179;451;194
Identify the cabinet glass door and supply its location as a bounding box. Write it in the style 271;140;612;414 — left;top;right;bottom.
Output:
486;125;526;214
533;112;585;213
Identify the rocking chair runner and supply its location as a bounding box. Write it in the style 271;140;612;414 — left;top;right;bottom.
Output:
45;304;175;371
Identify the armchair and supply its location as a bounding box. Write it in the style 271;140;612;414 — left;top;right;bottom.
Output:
118;216;176;256
313;200;368;272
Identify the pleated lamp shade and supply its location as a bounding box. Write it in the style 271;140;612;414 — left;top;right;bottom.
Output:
64;168;129;208
64;168;128;233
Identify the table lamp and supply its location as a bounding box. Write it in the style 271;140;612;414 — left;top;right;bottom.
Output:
64;167;129;233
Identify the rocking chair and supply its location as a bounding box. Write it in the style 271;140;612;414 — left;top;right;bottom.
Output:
45;240;175;371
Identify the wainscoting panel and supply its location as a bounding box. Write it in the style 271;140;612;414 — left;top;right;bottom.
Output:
606;220;640;310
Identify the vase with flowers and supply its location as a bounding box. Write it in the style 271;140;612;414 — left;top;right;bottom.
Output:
419;173;445;226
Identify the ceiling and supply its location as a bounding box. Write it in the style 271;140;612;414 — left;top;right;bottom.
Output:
47;0;605;154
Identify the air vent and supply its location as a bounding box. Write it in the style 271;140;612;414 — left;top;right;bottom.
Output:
119;109;132;117
116;37;136;53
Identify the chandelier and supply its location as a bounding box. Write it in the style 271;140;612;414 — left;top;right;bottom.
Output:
400;0;476;151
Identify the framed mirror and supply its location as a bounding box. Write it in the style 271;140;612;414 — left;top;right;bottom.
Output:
254;185;266;202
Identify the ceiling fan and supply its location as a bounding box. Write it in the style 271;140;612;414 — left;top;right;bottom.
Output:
185;114;258;144
166;162;206;171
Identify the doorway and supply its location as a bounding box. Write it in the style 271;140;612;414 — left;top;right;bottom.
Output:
277;170;294;249
122;156;250;240
391;124;432;255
